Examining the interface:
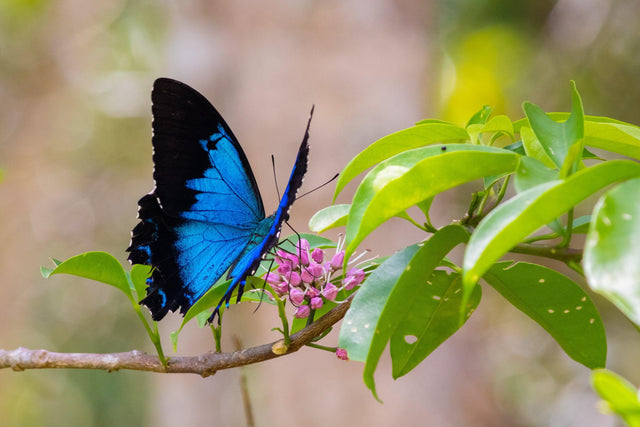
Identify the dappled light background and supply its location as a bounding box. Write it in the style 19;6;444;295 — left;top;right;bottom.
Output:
1;0;640;425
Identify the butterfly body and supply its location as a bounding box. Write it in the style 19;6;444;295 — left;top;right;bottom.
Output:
127;78;310;321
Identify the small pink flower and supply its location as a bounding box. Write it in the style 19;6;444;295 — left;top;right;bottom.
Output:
310;296;323;309
277;249;299;266
294;305;310;319
301;268;315;284
321;283;338;301
307;286;320;298
330;251;345;270
336;348;348;360
277;262;291;275
289;287;305;305
287;271;302;287
311;248;325;264
272;282;289;297
264;272;280;285
346;268;365;285
308;262;326;279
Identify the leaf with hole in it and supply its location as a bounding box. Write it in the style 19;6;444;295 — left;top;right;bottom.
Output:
523;81;584;169
44;251;132;298
339;225;469;401
463;160;640;304
484;261;606;369
309;204;349;233
333;123;469;199
591;369;640;427
584;178;640;327
390;271;481;379
344;144;520;263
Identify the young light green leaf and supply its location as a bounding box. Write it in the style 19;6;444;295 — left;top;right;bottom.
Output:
520;126;557;168
130;264;152;301
522;81;584;169
309;204;349;233
467;115;514;145
484;261;606;369
45;251;132;298
463;160;640;300
344;144;520;262
584;178;640;327
592;369;640;427
333;123;469;199
513;113;632;133
339;225;469;400
389;271;481;379
466;105;493;126
584;121;640;161
514;155;558;193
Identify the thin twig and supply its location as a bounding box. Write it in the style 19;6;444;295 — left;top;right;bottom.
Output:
0;296;353;376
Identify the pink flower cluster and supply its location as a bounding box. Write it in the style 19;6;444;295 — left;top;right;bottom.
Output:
264;238;365;319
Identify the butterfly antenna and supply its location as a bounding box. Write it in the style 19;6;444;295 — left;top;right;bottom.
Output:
271;154;282;200
296;173;339;200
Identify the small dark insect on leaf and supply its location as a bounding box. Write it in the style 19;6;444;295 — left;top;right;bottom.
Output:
441;145;447;151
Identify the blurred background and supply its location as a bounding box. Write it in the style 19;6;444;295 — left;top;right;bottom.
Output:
1;0;640;425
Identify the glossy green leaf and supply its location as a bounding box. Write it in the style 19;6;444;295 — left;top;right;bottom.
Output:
389;271;481;378
513;113;631;133
466;105;493;126
514;155;558;193
584;178;640;326
339;225;469;400
333;123;469;199
44;251;131;298
592;369;640;427
484;261;606;368
522;81;584;169
584;121;640;161
309;204;349;232
463;160;640;300
130;264;152;301
344;144;520;262
520;126;556;168
467;115;514;145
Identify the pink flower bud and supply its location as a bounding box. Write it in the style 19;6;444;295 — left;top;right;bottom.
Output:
277;249;298;266
289;287;305;305
273;282;289;297
308;262;326;279
310;296;323;309
294;304;310;319
299;250;309;266
276;261;291;277
264;272;280;285
287;271;302;287
307;286;320;298
311;248;325;264
301;268;315;284
343;276;358;291
321;283;338;301
297;239;310;254
346;268;365;285
336;348;348;360
330;251;345;270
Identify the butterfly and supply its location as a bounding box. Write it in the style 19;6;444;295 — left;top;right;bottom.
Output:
127;78;311;323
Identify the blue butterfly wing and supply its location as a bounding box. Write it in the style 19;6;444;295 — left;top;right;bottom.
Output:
212;122;311;320
127;78;266;320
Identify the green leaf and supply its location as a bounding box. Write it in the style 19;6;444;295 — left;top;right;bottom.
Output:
333;123;469;199
467;115;514;145
466;105;493;126
389;271;481;378
130;264;152;301
592;369;640;427
309;204;349;232
44;251;132;298
344;144;520;262
339;225;469;400
522;81;584;169
484;261;606;368
584;178;640;326
463;160;640;300
584;121;640;161
520;126;557;168
513;113;632;133
514;155;558;193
